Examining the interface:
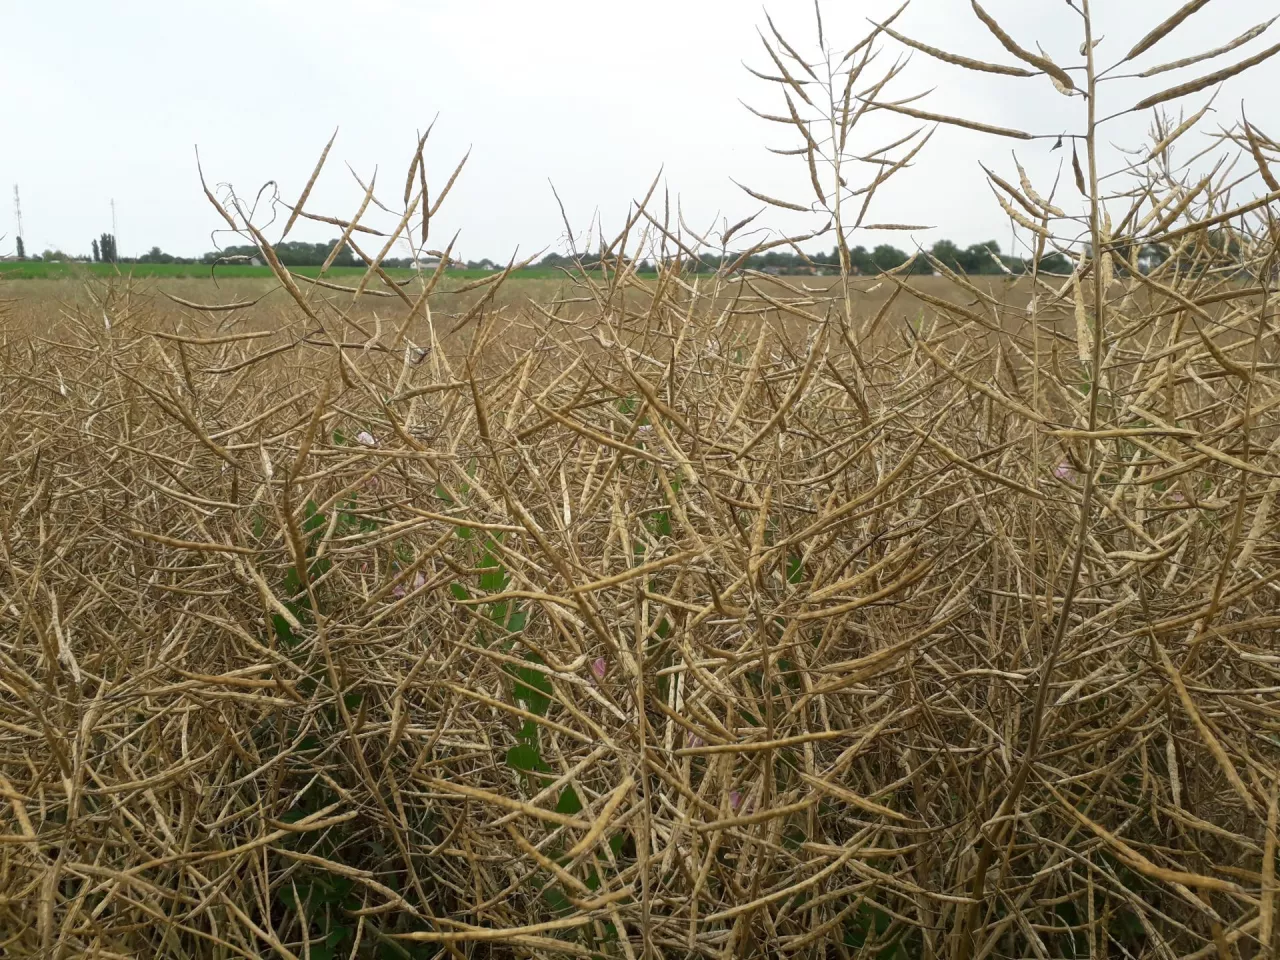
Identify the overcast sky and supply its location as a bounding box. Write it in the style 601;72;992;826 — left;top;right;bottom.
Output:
3;1;1278;262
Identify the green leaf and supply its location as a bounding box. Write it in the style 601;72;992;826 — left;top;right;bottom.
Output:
450;582;470;602
326;926;354;950
271;613;295;647
556;786;583;815
335;495;358;526
542;884;572;916
276;883;303;911
479;550;507;594
302;499;326;536
328;877;355;903
609;832;627;857
782;823;806;851
507;608;528;633
787;554;804;584
506;743;543;773
512;655;553;716
871;906;891;935
515;677;550;716
650;510;672;539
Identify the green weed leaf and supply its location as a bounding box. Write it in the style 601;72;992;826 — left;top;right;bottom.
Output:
506;743;543;773
512;655;553;716
556;786;583;815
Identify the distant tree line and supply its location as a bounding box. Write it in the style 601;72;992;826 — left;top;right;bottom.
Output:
15;234;1185;278
536;241;1078;276
199;241;495;270
210;240;359;267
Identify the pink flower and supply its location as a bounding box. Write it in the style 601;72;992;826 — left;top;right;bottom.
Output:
356;431;377;447
591;657;608;681
729;790;744;811
1053;461;1072;480
687;732;705;750
394;571;426;598
1169;490;1185;503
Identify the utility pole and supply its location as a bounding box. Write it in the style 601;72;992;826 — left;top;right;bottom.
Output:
111;198;118;261
13;185;24;259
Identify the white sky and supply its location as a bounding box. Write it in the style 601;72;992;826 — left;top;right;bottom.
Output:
3;1;1278;262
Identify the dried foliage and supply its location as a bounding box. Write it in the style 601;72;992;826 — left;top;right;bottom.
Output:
3;3;1280;958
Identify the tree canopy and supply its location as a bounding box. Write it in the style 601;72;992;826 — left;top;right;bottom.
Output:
33;235;1097;277
610;241;1073;277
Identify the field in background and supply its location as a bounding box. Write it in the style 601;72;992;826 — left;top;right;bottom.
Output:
2;256;1276;959
1;271;1038;341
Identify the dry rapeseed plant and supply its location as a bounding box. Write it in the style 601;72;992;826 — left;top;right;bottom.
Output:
2;2;1280;958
